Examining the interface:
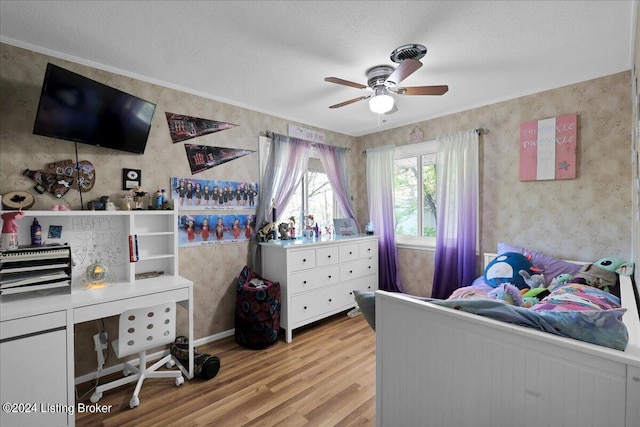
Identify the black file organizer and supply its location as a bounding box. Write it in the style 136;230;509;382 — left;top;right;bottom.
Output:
0;245;72;296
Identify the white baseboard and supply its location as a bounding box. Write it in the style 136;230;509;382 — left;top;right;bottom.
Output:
74;328;235;386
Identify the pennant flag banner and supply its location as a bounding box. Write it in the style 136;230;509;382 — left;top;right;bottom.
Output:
184;144;255;175
165;112;238;143
519;114;577;181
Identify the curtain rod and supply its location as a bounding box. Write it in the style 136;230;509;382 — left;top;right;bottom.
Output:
260;131;350;150
361;128;488;154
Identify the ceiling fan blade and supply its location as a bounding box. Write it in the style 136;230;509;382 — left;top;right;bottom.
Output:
324;77;367;90
329;96;369;109
385;58;422;86
396;85;449;96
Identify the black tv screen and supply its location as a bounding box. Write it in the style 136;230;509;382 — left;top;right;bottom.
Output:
33;63;156;154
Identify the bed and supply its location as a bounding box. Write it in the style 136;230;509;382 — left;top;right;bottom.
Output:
374;252;640;427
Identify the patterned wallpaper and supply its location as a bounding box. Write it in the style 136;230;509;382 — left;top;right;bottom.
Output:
356;71;633;297
0;43;357;375
0;41;634;373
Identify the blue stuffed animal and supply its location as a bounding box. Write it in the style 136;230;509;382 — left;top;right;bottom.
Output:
484;252;537;290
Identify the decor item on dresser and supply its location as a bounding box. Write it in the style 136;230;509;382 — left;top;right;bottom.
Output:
261;234;378;342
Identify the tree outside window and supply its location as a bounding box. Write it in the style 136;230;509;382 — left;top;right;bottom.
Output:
393;149;437;242
280;162;336;235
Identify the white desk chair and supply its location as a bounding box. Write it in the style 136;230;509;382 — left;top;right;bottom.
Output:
90;302;184;408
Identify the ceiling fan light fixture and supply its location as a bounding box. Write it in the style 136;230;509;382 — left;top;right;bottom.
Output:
369;92;394;114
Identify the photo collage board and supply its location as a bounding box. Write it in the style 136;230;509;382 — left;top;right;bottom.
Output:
171;177;258;247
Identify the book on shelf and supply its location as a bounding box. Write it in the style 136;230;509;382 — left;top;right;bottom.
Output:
129;235;139;262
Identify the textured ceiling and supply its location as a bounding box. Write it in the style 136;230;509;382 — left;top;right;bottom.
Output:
0;1;635;137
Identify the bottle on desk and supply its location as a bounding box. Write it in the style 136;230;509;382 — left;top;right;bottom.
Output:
31;218;42;246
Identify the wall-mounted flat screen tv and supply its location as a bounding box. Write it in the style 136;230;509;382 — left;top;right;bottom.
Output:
33;63;156;154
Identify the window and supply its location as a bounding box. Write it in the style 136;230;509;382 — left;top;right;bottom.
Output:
258;136;337;235
280;156;337;235
393;140;437;248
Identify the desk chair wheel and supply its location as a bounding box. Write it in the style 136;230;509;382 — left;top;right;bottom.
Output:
90;392;103;403
165;359;175;369
129;396;139;408
176;376;184;387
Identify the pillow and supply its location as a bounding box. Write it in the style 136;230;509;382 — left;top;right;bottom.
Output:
353;290;376;330
497;243;583;285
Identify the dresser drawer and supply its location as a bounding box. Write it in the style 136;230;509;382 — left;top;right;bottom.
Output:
342;276;379;306
340;257;378;281
289;265;340;294
290;286;342;324
316;245;339;267
359;240;378;259
288;249;316;271
339;243;359;262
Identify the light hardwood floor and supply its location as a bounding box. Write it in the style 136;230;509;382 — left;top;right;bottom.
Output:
76;312;376;427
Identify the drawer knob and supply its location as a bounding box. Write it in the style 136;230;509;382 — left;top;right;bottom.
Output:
304;306;308;310
368;248;371;252
328;255;331;258
328;275;332;279
328;298;332;302
368;266;371;269
303;280;307;284
302;258;306;262
349;270;353;274
349;251;353;255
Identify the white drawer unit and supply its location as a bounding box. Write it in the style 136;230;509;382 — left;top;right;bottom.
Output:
261;234;378;342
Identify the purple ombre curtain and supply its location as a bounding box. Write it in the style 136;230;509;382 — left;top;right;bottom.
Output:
315;143;359;231
251;133;310;271
431;130;479;299
366;146;403;292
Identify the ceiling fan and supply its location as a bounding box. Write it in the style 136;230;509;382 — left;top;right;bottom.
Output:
324;44;448;114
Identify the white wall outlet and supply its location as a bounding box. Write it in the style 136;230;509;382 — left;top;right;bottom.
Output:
93;332;108;351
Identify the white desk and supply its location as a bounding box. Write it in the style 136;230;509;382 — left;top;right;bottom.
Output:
0;275;193;427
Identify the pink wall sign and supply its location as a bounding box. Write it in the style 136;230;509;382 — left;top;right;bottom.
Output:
519;114;577;181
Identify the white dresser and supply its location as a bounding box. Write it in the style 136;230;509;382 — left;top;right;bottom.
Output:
260;234;378;342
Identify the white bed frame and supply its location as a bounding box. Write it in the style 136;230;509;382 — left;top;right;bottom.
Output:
376;253;640;427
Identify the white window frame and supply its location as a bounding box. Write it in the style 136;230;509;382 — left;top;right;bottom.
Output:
304;150;339;223
394;139;437;251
